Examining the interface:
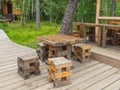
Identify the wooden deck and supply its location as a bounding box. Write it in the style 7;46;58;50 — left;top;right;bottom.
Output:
88;43;120;68
0;29;120;90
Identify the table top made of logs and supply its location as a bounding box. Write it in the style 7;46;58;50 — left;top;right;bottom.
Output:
37;34;85;46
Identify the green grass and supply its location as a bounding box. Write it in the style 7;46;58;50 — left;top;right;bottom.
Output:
3;21;60;49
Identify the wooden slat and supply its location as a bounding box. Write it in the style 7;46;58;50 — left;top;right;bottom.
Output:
34;83;53;90
0;63;17;71
0;74;20;83
0;81;26;90
0;61;17;67
69;68;119;90
0;51;35;60
59;65;112;90
103;79;120;90
13;85;28;90
98;16;120;20
76;22;120;28
85;71;120;90
0;77;24;88
0;69;16;78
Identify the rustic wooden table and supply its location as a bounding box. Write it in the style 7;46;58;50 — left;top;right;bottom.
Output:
36;34;85;59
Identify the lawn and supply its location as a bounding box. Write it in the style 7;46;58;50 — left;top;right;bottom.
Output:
1;21;60;49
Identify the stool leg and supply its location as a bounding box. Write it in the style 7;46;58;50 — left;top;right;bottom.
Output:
24;75;29;79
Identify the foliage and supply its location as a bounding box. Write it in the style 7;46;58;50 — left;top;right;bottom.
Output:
40;0;68;22
100;0;112;16
0;23;8;30
4;21;60;49
74;0;96;23
115;1;120;16
0;15;2;19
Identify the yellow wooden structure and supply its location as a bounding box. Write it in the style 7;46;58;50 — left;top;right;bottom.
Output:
48;57;72;87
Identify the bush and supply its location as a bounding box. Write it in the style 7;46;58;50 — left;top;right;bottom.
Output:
0;15;2;19
0;23;8;30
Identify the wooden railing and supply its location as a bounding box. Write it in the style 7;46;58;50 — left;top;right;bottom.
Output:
75;22;120;47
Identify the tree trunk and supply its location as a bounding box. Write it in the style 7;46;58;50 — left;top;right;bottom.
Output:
111;0;116;16
36;0;40;29
60;0;78;34
50;0;52;22
21;0;26;26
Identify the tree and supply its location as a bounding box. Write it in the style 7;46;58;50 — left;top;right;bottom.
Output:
111;0;116;16
60;0;78;34
36;0;40;29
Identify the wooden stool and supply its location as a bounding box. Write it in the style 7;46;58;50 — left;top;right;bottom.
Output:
36;43;49;61
17;53;40;79
73;44;92;63
48;57;72;87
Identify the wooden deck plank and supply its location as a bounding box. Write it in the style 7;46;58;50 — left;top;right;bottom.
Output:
0;49;35;57
0;48;34;55
69;68;119;90
58;65;112;90
103;78;120;90
0;69;16;78
71;63;105;79
0;51;35;60
0;74;20;83
0;77;24;88
0;63;16;70
0;61;17;67
85;71;120;90
0;67;17;74
34;83;53;90
13;85;28;90
0;81;26;90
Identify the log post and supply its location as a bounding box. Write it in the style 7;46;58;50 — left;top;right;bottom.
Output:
101;26;107;48
95;0;101;43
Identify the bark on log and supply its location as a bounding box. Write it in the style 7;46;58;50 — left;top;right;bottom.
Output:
36;0;40;29
60;0;78;34
111;0;116;16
